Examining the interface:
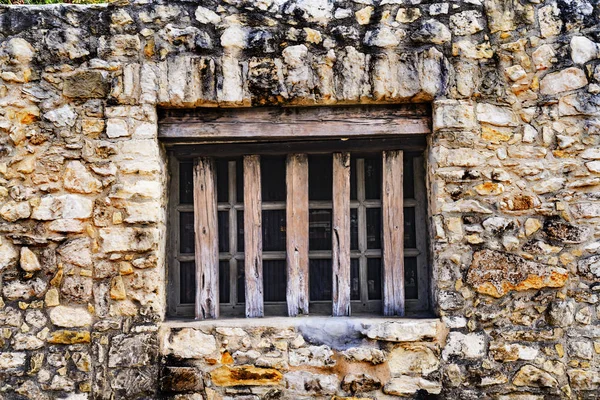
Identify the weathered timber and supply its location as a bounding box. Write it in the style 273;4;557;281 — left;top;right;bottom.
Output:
382;150;405;317
159;105;430;139
332;152;351;316
243;155;264;318
286;154;309;317
194;157;220;319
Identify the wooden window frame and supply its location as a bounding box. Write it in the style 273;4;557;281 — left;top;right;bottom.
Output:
163;105;431;319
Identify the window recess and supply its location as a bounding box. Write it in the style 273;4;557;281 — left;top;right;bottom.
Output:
164;104;430;319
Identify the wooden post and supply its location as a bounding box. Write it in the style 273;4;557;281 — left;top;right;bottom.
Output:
193;157;219;319
382;150;405;317
244;155;264;318
332;152;351;316
286;154;309;316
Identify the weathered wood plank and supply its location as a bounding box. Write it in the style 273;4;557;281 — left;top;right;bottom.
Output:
332;152;351;317
168;136;427;156
286;154;309;317
159;105;431;139
160;104;430;122
382;150;405;317
243;155;264;318
160;118;430;139
193;157;219;319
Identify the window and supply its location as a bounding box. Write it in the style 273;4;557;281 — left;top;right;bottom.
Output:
163;105;430;319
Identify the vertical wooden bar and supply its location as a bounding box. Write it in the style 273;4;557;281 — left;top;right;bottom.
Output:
332;152;351;316
382;150;405;317
194;157;219;319
286;154;309;317
244;155;264;318
228;161;238;306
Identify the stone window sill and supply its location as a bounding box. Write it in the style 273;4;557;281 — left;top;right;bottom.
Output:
161;316;446;344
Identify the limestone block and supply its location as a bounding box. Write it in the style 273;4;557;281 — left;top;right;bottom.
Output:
289;345;335;367
383;376;442;395
411;19;451;44
20;247;41;273
161;366;204;392
47;330;91;344
340;347;385;364
99;227;159;253
212;365;283;387
106;119;129;138
64;161;101;194
0;201;31;222
388;344;440;375
109;334;155;367
467;249;567;298
43;104;76;127
490;343;539;361
513;365;558;387
567;369;600;390
361;320;442;342
538;3;562;38
341;373;381;393
2;278;46;300
450;10;483;36
195;6;220;24
285;370;338;394
0;239;19;271
57;238;92;268
0;352;26;370
12;333;44;350
49;306;92;328
540;67;587;95
63;70;109;99
442;332;486;360
571;36;599;64
476;103;519;126
572;202;600;218
433;100;476;131
164;328;217;359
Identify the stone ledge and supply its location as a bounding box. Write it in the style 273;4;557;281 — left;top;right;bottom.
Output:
160;316;446;346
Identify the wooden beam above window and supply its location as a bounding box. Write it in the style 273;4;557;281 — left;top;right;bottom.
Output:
159;104;430;140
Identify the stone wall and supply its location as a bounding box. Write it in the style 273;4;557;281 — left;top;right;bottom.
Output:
0;0;599;398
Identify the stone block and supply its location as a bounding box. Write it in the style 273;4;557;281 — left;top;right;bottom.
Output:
49;306;92;328
109;334;155;367
63;70;109;98
99;227;159;253
211;365;282;387
442;332;486;360
164;328;217;359
388;344;439;375
289;345;334;367
161;366;204;392
467;249;568;298
383;376;442;396
361;320;442;342
47;330;91;344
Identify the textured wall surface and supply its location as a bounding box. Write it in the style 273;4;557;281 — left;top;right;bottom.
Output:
0;0;599;398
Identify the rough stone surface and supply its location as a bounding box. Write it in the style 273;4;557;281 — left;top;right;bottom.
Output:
0;1;598;398
467;249;568;298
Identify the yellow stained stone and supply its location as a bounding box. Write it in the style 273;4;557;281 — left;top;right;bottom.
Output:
211;365;283;387
48;330;91;345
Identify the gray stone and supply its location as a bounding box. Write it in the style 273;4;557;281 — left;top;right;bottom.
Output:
548;299;575;327
109;334;155;367
411;20;451;44
63;71;109;99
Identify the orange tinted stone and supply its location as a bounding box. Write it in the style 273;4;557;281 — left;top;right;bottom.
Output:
211;365;282;387
48;330;91;344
